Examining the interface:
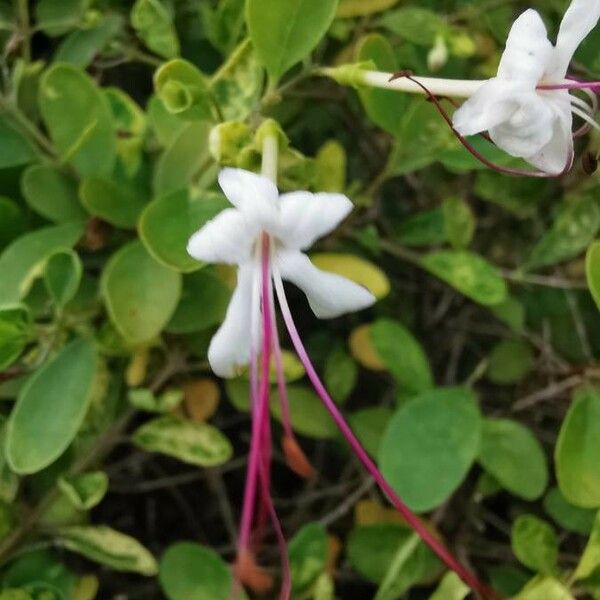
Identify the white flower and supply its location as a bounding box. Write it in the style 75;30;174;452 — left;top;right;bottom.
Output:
187;168;376;377
453;0;600;174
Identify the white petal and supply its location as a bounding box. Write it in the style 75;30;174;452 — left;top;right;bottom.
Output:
187;208;258;265
276;191;353;250
554;0;600;78
525;95;574;174
497;9;554;81
208;264;256;377
277;250;375;319
453;79;531;136
218;168;279;230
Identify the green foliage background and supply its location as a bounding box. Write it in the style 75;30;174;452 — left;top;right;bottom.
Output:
0;0;599;598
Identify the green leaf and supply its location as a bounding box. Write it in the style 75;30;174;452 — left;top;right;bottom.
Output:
54;525;158;575
428;572;470;600
271;385;337;439
39;64;116;177
147;95;187;147
6;337;98;474
44;249;82;307
514;576;574;600
586;240;600;311
131;0;179;58
421;250;507;306
0;198;26;251
153;121;213;195
347;523;439;591
555;387;600;508
55;15;123;68
543;487;596;536
337;0;400;18
349;407;393;457
167;270;231;334
139;190;228;272
511;515;558;575
574;511;600;581
80;177;147;229
0;306;31;371
159;542;238;600
380;7;446;45
486;340;533;385
128;388;183;413
527;196;600;271
395;208;446;247
315;140;346;193
0;222;84;305
101;241;181;345
370;319;433;394
133;415;233;467
58;472;109;510
379;387;481;513
154;59;212;121
477;418;548;501
356;33;404;135
324;347;357;404
35;0;88;36
21;165;87;223
210;40;264;122
289;523;328;594
443;197;475;250
247;0;338;82
0;117;36;168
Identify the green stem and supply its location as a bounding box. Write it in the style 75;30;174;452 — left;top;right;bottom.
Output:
17;0;31;62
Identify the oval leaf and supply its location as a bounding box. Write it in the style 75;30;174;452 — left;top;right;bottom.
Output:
586;240;600;311
477;418;548;501
379;387;482;513
421;250;507;306
247;0;337;82
133;415;233;467
6;337;98;474
101;241;181;345
555;387;600;508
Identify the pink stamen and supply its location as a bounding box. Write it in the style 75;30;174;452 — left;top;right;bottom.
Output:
390;72;572;179
271;265;501;600
538;80;600;93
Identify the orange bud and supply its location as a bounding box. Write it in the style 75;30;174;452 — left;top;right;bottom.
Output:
234;549;274;595
282;435;315;479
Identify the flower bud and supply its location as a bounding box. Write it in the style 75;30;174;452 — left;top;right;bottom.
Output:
428;35;449;72
209;121;252;166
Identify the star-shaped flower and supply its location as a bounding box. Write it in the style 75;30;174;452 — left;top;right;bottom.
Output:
187;168;375;377
453;0;600;174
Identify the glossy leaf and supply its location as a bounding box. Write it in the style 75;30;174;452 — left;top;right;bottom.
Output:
6;337;97;474
573;511;600;581
428;572;470;600
21;165;87;223
0;117;35;169
80;177;147;229
379;387;482;512
478;419;548;501
39;64;116;177
247;0;338;82
421;250;507;306
555;387;600;508
514;576;573;600
101;241;181;345
0;222;84;305
133;415;233;467
44;249;83;307
55;525;158;575
543;487;596;536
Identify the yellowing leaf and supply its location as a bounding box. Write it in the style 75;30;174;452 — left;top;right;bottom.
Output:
182;378;221;422
349;325;386;371
311;253;390;299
